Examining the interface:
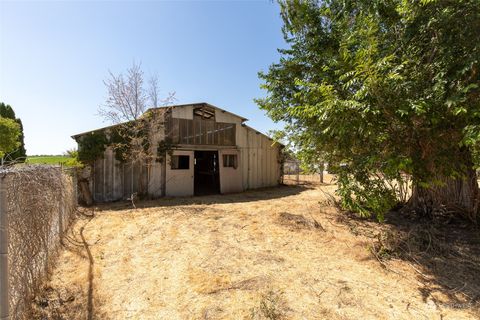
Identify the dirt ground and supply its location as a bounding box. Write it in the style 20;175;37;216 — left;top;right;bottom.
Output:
33;180;480;319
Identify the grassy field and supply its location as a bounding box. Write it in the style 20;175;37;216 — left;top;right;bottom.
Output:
32;181;479;319
26;155;72;165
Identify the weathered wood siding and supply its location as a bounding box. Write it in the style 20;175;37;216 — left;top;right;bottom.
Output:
172;105;194;119
86;104;281;202
216;109;281;190
92;155;151;202
165;150;195;197
168;118;236;146
218;149;243;193
90;111;166;202
238;126;281;190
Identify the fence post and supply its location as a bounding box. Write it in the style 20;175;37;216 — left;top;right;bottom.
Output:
0;174;9;320
295;161;300;185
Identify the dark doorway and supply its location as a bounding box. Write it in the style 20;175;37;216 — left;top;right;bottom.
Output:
194;151;220;196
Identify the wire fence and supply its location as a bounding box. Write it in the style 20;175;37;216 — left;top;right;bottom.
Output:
0;165;77;320
282;160;335;185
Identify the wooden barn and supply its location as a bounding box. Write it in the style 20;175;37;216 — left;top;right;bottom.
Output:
72;103;283;202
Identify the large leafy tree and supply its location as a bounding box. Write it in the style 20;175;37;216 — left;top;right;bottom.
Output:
257;0;480;222
0;117;20;161
0;102;26;161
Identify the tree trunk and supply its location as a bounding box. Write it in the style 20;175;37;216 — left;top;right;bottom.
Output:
407;166;479;222
137;160;147;198
319;162;324;184
77;165;93;206
78;179;93;206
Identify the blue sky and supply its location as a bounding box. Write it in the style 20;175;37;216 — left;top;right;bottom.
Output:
0;1;286;155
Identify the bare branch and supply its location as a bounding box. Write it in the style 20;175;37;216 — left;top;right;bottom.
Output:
97;62;176;197
99;62;146;124
148;74;160;109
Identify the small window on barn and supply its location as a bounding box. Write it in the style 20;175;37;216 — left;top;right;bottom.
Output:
193;106;215;120
171;155;190;170
223;154;237;169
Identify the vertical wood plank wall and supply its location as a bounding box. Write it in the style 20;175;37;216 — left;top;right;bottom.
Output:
216;110;281;191
92;152;161;202
91;110;166;202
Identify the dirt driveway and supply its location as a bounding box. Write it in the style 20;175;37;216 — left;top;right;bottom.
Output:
33;184;479;319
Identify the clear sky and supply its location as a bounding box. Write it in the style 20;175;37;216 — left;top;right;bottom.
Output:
0;1;286;155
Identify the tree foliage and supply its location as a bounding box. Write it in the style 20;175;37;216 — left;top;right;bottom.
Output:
0;117;20;160
257;0;480;220
77;131;108;165
0;102;26;161
269;129;325;174
108;121;151;163
63;148;82;167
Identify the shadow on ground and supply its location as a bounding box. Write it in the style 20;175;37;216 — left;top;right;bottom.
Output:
384;213;480;310
335;208;480;312
93;184;313;212
31;208;112;320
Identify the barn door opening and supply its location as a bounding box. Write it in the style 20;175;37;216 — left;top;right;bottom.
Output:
194;151;220;196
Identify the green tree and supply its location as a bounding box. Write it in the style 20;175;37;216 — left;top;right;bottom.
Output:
77;131;108;165
0;102;26;161
257;0;480;222
0;117;20;160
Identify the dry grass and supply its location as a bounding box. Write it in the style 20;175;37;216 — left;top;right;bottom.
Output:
32;178;479;319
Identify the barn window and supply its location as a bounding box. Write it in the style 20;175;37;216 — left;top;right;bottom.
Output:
171;155;190;170
193;106;215;120
223;154;237;169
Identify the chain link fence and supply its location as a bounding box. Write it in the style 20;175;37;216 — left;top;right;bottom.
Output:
0;166;77;320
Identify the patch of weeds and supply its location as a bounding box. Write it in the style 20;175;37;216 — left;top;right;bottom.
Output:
370;224;450;267
250;290;289;320
278;212;325;231
370;230;401;261
31;285;78;320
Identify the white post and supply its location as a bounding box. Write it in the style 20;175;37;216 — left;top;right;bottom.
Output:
0;174;9;320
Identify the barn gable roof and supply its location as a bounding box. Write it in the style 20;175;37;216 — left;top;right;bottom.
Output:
71;102;281;146
146;102;248;122
71;103;246;139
